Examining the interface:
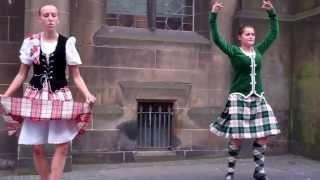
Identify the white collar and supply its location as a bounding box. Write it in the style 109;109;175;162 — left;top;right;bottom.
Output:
240;47;256;58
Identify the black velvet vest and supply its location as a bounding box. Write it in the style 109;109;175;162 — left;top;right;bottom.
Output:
29;35;68;91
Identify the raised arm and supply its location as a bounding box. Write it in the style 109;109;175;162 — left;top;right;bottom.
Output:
255;0;279;54
210;1;236;56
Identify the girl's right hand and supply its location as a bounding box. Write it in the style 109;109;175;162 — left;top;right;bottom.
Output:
261;0;273;10
211;1;224;13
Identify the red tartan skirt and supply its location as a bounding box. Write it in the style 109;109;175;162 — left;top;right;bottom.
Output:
0;85;92;136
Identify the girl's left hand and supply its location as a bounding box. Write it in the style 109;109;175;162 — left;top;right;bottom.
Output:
261;0;273;10
77;121;88;130
85;93;96;104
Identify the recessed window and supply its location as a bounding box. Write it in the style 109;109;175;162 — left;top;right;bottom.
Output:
105;0;194;31
137;101;174;149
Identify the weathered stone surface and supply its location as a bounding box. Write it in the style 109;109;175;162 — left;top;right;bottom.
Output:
290;13;320;160
155;49;198;70
0;42;20;62
0;64;21;84
73;130;120;152
92;104;124;129
2;0;320;168
187;106;220;129
94;26;210;46
72;152;125;164
0;130;18;154
94;47;156;68
119;81;192;107
9;17;24;41
0;17;8;41
189;90;209;107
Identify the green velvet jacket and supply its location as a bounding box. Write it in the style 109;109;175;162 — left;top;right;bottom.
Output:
209;9;279;97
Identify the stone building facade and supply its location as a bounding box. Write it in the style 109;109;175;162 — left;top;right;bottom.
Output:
0;0;319;172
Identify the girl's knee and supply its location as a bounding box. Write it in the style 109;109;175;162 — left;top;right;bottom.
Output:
230;139;242;148
255;137;268;145
33;145;46;156
55;143;69;156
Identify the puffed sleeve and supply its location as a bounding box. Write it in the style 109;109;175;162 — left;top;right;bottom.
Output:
66;37;82;65
19;38;33;65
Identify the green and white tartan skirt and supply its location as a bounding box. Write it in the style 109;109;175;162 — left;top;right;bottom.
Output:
210;93;281;139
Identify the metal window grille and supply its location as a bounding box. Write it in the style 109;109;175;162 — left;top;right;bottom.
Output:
137;102;174;149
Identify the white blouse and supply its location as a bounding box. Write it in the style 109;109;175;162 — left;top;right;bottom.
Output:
19;33;82;65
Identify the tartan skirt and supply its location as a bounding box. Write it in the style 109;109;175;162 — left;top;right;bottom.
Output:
0;85;92;142
210;93;281;139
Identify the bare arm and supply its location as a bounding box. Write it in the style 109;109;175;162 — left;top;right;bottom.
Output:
69;65;96;104
3;64;30;97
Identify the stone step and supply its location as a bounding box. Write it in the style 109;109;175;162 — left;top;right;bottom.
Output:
133;151;179;162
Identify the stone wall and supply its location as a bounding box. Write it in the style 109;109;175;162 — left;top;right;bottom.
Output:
0;0;25;170
73;0;291;160
290;14;320;160
0;0;320;171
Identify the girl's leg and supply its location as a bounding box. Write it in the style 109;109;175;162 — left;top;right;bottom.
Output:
253;137;268;180
33;145;50;180
225;138;242;180
50;143;69;180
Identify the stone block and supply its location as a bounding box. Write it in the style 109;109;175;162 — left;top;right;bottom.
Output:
0;17;8;41
72;20;102;45
187;106;220;129
119;81;192;107
155;49;198;70
72;130;120;152
207;60;231;91
0;42;20;62
94;26;210;46
263;78;290;111
175;108;193;129
174;129;193;148
184;149;225;158
117;120;138;151
191;70;209;89
73;67;104;88
142;68;193;85
92;104;124;129
9;17;24;42
0;1;8;16
94;47;156;68
190;129;220;147
72;152;124;164
0;130;18;154
198;52;213;71
0;64;20;84
189;90;209;107
207;90;229;108
76;45;95;65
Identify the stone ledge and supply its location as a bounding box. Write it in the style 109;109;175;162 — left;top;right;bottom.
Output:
119;81;192;106
237;7;320;21
94;26;211;46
